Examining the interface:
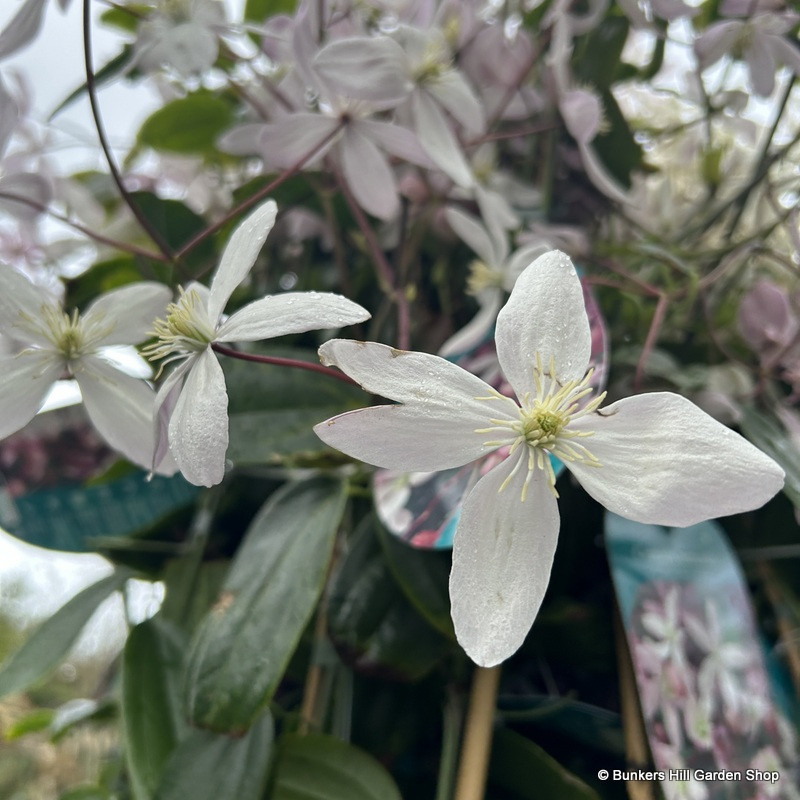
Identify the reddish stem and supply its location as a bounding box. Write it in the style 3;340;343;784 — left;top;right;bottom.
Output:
211;343;358;386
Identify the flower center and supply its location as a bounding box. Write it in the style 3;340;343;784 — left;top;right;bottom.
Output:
143;287;216;368
467;260;504;295
40;306;87;362
475;353;606;500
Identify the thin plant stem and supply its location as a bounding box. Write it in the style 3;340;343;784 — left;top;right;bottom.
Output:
82;0;175;261
331;165;411;349
174;122;345;263
0;191;169;262
211;342;359;386
436;687;465;800
453;665;500;800
635;292;669;391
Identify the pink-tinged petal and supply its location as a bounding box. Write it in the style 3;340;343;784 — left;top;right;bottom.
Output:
438;290;503;358
578;142;629;204
217;291;369;342
695;21;742;69
218;123;268;156
356;119;433;168
0;0;48;60
427;70;485;134
560;88;603;145
0;352;61;437
153;358;194;473
0;172;51;221
771;35;800;77
0;74;19;158
83;282;171;347
318;339;504;417
313;36;411;108
169;348;228;487
450;450;560;666
568;392;784;526
473;184;520;239
746;32;777;96
0;264;52;330
75;356;168;471
314;404;491;471
495;251;591;397
445;206;506;266
256;114;339;170
207;200;278;323
412;89;474;188
339;127;399;220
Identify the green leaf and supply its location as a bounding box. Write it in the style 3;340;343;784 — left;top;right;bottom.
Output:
244;0;298;21
50;47;134;120
270;733;402;800
4;708;54;740
328;521;450;680
739;405;800;509
224;347;366;465
590;90;643;188
376;521;453;638
60;788;112;800
0;571;129;698
572;16;630;90
184;477;347;731
100;4;150;33
138;92;234;155
154;711;273;800
489;728;601;800
123;616;188;800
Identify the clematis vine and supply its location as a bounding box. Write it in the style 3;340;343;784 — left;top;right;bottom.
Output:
0;266;171;471
314;251;784;666
145;200;370;487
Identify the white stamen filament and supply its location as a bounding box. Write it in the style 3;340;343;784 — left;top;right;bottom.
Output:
475;352;605;501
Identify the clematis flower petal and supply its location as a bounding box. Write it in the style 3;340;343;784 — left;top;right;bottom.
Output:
747;31;777;96
412;89;474;188
438;290;503;358
0;352;62;438
217;291;369;342
75;355;166;472
427;70;485;134
82;282;171;346
255;114;340;169
568;392;785;526
207;200;278;323
318;339;503;415
449;449;560;667
0;0;48;60
0;264;51;330
495;250;591;396
445;207;506;267
153;357;195;472
339;127;400;220
313;36;411;107
314;404;490;471
169;348;229;487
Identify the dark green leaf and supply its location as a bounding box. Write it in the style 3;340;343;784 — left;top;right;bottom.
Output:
376;521;453;638
123;616;188;800
270;733;402;800
489;728;601;800
154;711;273;800
590;90;643;188
160;559;230;633
100;4;150;33
60;788;112;800
572;16;630;90
739;405;800;509
224;347;366;465
244;0;299;21
329;520;449;680
184;477;347;731
0;571;129;698
50;47;134;120
138;92;234;155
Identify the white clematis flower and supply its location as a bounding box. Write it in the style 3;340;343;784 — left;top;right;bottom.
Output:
314;251;784;667
146;200;370;487
0;266;171;470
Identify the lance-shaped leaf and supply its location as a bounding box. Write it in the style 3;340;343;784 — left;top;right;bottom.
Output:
154;711;273;800
184;477;347;731
123;616;188;800
270;733;402;800
0;571;129;698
